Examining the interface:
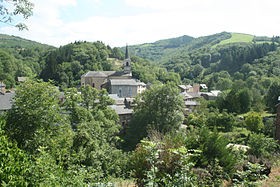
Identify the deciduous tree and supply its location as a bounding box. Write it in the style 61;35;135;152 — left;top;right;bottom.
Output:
124;82;184;150
0;0;33;30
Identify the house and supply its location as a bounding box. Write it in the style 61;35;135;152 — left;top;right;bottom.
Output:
200;90;221;100
110;104;133;134
109;94;134;134
81;45;146;97
180;91;200;115
17;77;28;82
0;82;6;93
200;84;208;90
0;92;15;113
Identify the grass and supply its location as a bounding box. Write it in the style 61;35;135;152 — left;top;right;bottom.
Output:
260;156;280;187
213;33;254;47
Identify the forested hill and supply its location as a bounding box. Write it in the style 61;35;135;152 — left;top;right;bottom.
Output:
0;34;55;88
1;32;280;94
126;32;277;63
127;35;194;61
0;34;181;89
124;32;280;87
0;34;54;49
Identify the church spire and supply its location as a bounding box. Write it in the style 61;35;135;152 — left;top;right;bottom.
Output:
123;44;131;75
125;44;129;59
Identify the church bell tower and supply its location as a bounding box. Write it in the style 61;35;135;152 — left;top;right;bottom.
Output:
123;44;131;74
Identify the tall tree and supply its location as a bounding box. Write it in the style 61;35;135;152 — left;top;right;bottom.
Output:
266;81;280;112
5;80;73;155
64;86;124;181
124;82;184;150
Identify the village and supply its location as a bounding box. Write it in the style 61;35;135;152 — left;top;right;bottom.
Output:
0;46;222;132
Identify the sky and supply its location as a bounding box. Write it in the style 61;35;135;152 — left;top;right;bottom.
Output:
1;0;280;47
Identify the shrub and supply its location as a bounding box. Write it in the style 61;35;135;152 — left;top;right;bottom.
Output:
247;133;279;158
129;132;200;186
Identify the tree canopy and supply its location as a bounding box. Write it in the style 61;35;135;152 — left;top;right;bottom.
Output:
123;82;184;150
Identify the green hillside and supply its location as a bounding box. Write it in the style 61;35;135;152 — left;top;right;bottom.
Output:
127;32;274;63
215;33;254;46
0;34;54;49
125;35;194;61
0;34;56;88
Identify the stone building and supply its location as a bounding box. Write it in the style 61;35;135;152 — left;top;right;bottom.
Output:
81;45;146;97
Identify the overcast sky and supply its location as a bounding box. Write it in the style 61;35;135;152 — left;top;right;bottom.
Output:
1;0;280;47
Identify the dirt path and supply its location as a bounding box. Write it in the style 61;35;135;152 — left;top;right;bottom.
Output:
261;166;280;187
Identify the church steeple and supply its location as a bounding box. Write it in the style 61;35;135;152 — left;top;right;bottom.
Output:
125;44;129;59
123;44;131;75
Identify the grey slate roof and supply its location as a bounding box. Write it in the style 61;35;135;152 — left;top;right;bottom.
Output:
110;79;139;86
82;71;132;78
185;100;200;106
82;71;116;78
109;105;133;115
108;94;134;104
180;92;194;99
0;92;15;111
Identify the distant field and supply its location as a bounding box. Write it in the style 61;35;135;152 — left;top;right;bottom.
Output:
214;33;254;47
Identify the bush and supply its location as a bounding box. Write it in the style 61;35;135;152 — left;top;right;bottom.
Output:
129;132;200;186
247;133;279;158
245;112;264;133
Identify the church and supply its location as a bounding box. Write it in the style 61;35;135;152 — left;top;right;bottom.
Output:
81;45;146;98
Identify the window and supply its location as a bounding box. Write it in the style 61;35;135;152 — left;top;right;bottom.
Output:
128;87;132;97
118;88;122;97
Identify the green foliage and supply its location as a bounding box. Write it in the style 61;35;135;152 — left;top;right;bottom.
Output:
266;81;280;112
64;86;125;181
127;35;194;61
247;133;279;158
26;147;85;186
0;0;33;30
131;57;181;84
186;112;207;128
40;41;117;87
245;112;264;133
6;80;73;153
0;35;53;87
2;81;127;185
0;49;17;88
124;82;184;150
130;133;200;186
199;129;237;176
207;110;236;132
0;117;30;186
185;127;237;182
233;162;269;186
217;86;253;114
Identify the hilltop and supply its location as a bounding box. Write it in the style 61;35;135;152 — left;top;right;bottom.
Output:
1;32;280;91
0;34;54;50
126;32;275;63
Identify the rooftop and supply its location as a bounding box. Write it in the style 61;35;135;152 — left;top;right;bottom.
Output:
82;71;116;78
109;105;133;115
110;79;145;86
0;92;15;111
